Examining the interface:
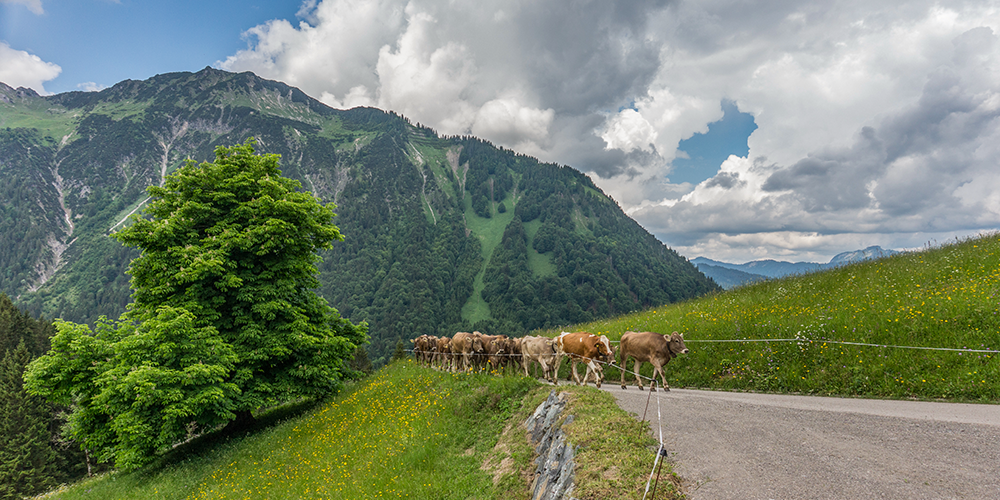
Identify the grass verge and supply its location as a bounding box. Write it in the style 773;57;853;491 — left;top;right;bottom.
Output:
36;361;677;499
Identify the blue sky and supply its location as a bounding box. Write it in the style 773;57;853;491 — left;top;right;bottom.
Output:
672;101;757;186
3;0;1000;263
0;0;300;93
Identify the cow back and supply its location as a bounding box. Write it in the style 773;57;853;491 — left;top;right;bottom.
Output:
620;331;668;362
451;331;472;353
557;331;603;358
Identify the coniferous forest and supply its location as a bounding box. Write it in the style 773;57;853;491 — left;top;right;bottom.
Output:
0;294;91;499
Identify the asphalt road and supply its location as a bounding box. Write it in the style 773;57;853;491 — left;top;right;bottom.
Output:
600;385;1000;500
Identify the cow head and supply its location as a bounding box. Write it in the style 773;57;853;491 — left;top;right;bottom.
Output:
470;334;485;354
667;331;689;355
597;335;613;361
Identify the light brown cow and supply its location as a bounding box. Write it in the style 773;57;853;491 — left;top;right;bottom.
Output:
520;335;559;384
619;331;689;392
507;337;523;373
483;334;509;373
555;331;613;388
435;336;452;371
450;331;485;372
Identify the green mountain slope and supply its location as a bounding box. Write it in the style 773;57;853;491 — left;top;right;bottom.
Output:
0;68;720;363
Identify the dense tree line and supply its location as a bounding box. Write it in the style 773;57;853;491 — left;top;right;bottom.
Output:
0;294;88;499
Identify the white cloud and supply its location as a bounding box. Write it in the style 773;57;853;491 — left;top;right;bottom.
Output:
0;0;43;15
374;6;479;134
219;0;1000;262
76;82;107;92
472;97;554;152
0;42;61;94
600;108;657;154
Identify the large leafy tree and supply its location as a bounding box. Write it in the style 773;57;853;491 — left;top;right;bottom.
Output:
25;139;366;470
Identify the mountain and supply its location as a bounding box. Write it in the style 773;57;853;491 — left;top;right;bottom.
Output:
692;264;768;289
692;245;900;289
828;246;900;266
0;68;720;364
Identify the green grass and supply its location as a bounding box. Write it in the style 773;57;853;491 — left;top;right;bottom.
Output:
460;193;517;324
37;362;677;500
542;233;1000;403
38;363;532;499
0;100;78;141
523;219;558;278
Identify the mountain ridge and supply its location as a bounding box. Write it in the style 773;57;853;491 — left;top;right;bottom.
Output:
0;68;720;364
693;245;900;288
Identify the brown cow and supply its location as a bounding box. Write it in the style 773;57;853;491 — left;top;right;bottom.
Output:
619;331;689;391
520;335;559;384
507;337;523;373
555;331;613;388
476;334;509;371
411;335;433;366
450;331;485;372
435;336;452;371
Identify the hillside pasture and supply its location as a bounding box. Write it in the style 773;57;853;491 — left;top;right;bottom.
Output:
559;234;1000;402
35;361;675;500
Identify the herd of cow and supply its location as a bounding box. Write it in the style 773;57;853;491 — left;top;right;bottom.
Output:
410;330;690;391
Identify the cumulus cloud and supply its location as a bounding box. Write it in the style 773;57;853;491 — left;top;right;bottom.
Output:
220;0;1000;262
0;42;61;94
631;19;1000;261
220;0;663;169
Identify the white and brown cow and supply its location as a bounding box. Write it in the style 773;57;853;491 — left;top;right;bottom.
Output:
555;331;613;388
520;335;559;384
619;331;689;391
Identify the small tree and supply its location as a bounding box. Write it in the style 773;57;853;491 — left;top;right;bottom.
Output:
391;339;407;362
25;140;367;470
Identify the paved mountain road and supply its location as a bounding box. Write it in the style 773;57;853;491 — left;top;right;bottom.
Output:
601;386;1000;500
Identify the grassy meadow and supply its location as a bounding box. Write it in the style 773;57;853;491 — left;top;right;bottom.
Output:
36;361;677;500
554;234;1000;402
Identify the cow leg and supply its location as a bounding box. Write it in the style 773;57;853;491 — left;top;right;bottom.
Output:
633;360;645;391
655;361;670;391
571;360;582;385
589;361;603;388
620;355;629;389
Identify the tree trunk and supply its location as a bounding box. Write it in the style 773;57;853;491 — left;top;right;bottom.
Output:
224;410;256;433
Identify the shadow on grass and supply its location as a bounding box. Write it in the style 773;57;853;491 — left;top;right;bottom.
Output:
127;397;326;481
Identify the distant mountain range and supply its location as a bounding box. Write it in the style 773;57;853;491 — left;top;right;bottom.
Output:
692;246;900;289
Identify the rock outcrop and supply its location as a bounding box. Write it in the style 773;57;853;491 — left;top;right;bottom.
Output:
525;390;577;500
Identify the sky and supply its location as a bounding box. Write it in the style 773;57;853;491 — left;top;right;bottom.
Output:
3;0;1000;264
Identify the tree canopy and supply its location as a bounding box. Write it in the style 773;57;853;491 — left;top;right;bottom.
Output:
25;140;367;470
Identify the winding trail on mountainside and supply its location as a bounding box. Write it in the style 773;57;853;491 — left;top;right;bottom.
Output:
601;386;1000;500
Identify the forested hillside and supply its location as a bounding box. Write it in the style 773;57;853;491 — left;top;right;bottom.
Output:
0;68;719;364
